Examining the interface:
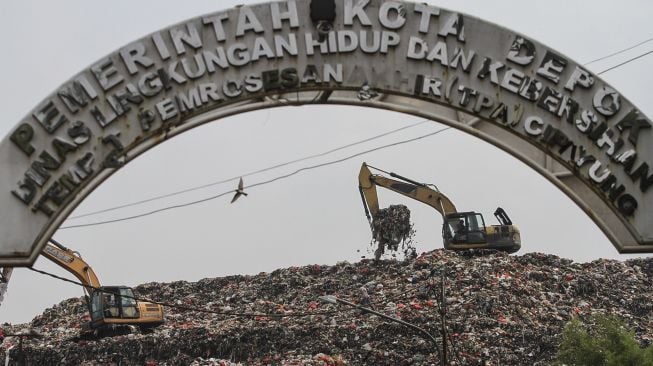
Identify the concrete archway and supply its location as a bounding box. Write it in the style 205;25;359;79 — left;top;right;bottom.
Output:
1;0;652;266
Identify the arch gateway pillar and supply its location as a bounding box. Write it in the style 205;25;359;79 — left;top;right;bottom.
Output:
1;0;652;266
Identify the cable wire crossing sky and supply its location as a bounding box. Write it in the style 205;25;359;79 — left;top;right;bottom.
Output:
0;0;651;323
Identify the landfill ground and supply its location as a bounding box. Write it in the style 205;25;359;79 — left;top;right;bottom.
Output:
2;249;653;365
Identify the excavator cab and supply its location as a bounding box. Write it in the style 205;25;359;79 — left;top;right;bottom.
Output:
89;287;140;324
444;212;488;244
442;210;520;251
87;285;163;331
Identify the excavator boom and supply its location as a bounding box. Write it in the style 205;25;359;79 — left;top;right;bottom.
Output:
41;240;100;297
359;163;457;223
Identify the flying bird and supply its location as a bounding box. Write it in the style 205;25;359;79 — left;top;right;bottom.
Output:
230;177;248;203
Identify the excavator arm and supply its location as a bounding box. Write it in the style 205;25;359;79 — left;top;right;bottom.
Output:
358;162;457;225
41;239;100;297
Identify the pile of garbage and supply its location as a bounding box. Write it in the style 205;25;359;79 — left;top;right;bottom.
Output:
2;250;653;365
370;205;416;260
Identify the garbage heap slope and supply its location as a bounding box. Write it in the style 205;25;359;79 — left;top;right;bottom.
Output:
3;249;653;365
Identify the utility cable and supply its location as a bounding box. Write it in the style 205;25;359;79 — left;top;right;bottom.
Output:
28;266;341;319
584;37;653;66
59;126;451;230
597;49;653;75
60;191;233;229
244;126;450;189
68;120;430;220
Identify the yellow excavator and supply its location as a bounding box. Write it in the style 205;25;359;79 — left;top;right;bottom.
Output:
358;163;521;253
41;239;164;334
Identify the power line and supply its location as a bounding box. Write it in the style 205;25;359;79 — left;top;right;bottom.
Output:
246;127;450;189
584;37;653;66
61;191;234;229
597;49;653;75
59;126;450;230
68;120;430;221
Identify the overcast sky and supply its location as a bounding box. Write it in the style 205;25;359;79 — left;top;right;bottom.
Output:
1;0;652;324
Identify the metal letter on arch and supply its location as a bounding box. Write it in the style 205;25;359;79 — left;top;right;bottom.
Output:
1;0;652;266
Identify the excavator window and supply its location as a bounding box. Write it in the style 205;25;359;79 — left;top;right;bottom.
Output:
90;292;104;321
467;213;485;232
89;288;139;319
119;288;139;318
465;213;487;244
103;293;120;318
445;216;468;243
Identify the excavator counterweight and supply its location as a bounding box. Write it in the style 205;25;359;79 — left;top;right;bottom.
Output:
358;163;521;253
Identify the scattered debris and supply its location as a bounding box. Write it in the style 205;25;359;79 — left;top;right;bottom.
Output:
2;250;653;365
370;205;416;260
